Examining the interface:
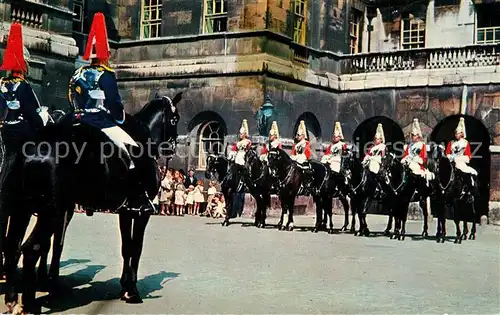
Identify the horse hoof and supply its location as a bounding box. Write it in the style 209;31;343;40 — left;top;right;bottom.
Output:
260;224;266;229
422;231;428;237
364;230;370;237
383;230;391;237
288;226;294;231
340;226;347;232
312;228;318;233
461;234;467;241
400;235;405;241
454;238;462;244
328;229;334;234
123;292;143;304
469;234;476;240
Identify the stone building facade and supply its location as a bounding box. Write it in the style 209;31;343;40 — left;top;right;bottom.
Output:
2;0;499;218
0;0;78;110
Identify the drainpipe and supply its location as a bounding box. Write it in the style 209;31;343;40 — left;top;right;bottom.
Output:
461;85;468;115
366;6;378;53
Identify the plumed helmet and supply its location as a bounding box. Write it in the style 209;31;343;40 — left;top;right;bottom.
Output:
374;123;385;143
239;119;249;136
296;120;308;139
455;117;466;138
333;121;344;139
83;12;111;62
0;23;28;73
411;118;422;137
269;121;279;138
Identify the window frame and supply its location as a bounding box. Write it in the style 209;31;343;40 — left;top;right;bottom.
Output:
197;121;225;170
73;0;85;33
293;0;307;44
140;0;162;39
400;14;426;50
349;8;362;54
203;0;228;34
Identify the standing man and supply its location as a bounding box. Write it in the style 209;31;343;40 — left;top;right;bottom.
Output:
184;169;198;188
291;120;313;193
260;121;282;162
446;117;478;196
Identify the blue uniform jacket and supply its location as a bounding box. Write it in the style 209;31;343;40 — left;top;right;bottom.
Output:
70;65;124;129
0;76;44;147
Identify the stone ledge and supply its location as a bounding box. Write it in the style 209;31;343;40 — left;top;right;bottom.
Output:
0;22;77;58
114;52;500;90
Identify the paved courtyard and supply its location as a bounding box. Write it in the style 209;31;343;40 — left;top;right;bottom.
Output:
1;213;499;314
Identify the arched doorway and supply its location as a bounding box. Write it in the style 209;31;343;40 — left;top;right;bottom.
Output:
352;116;405;160
293;112;322;141
187;111;227;171
430;115;491;219
352;116;405;215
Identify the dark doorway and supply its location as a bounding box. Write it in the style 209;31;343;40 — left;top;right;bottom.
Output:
430;115;491;220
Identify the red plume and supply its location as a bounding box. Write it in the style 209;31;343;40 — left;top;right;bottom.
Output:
82;12;110;61
0;23;27;72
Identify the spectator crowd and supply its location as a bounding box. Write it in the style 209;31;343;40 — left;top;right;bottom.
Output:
75;166;227;217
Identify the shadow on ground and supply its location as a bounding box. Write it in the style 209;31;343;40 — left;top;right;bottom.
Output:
37;259;179;313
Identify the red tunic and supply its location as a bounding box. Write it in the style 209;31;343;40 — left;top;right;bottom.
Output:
291;141;312;159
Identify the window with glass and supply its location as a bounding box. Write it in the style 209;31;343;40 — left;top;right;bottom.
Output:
349;9;362;54
293;0;306;44
401;14;425;49
476;4;500;44
73;0;85;33
141;0;162;39
198;121;225;170
204;0;228;33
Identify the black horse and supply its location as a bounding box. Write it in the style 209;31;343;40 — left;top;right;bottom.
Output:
266;147;328;231
205;150;263;227
313;149;354;234
428;143;478;244
353;148;401;237
1;93;181;313
244;148;274;228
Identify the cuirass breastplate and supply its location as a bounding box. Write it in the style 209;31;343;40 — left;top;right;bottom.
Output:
0;79;24;122
70;67;106;110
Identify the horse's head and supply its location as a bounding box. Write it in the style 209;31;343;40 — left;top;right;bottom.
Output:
205;153;227;182
245;146;259;167
267;147;288;179
380;148;403;186
134;92;182;157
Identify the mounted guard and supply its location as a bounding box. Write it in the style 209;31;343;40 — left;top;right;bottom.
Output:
68;12;138;170
362;123;394;198
69;12;155;212
321;121;350;193
291;120;313;193
260;121;282;162
321;122;348;173
446;117;478;196
401;118;431;194
0;22;46;148
228;119;252;191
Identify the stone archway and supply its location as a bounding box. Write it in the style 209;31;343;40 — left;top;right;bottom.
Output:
430;115;491;219
352;116;406;160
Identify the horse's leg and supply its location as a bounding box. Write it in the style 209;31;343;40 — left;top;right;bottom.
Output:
47;208;74;291
286;199;295;231
260;193;269;228
420;199;429;237
222;192;232;227
454;218;462;244
349;199;357;233
399;212;407;241
253;194;261;227
0;213;8;281
358;198;371;237
327;201;334;234
384;215;393;236
18;215;55;314
3;212;31;313
313;197;322;233
119;210;133;300
123;212;151;304
340;196;349;232
277;195;286;230
392;216;401;240
461;221;469;241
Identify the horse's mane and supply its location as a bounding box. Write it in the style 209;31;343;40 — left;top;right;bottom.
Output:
134;98;164;121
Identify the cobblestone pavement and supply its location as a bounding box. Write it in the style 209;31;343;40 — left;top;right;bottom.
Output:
1;213;499;314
